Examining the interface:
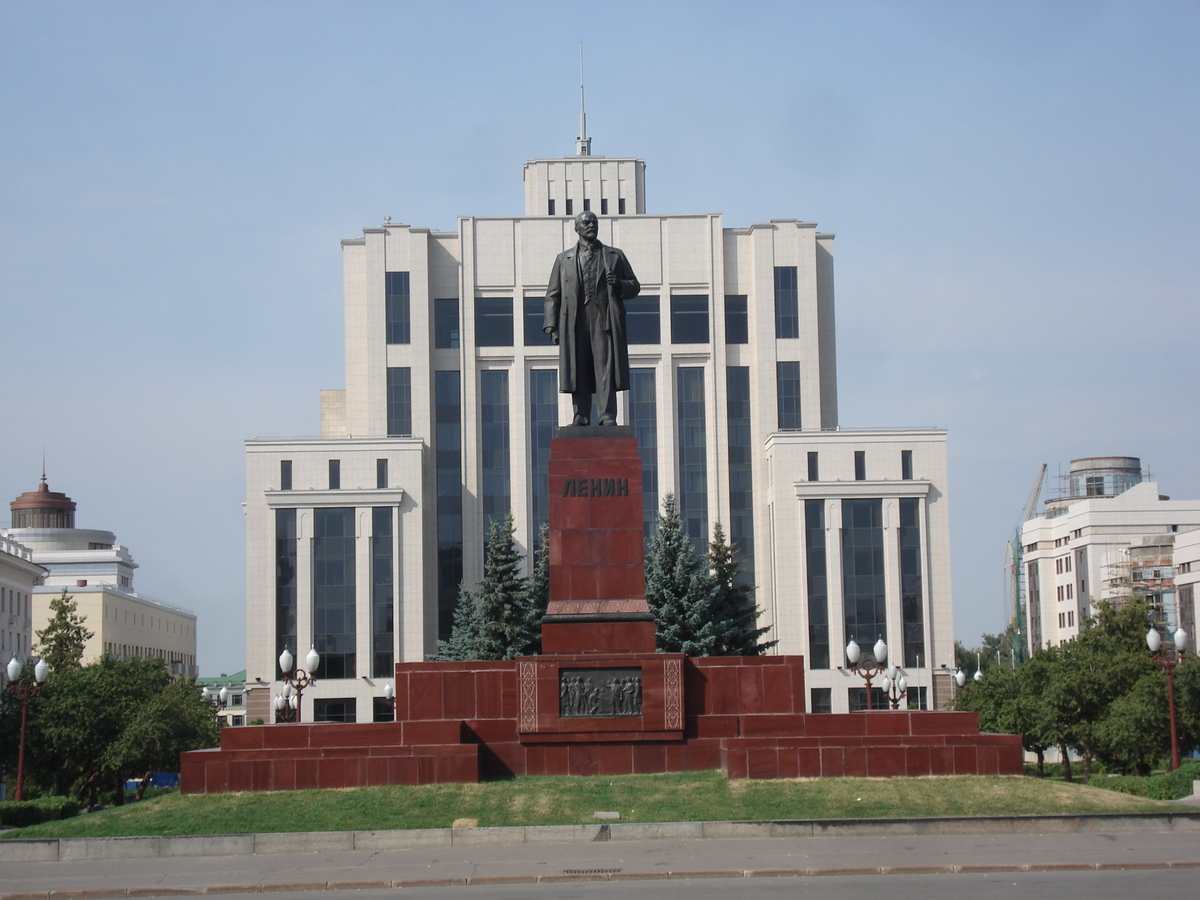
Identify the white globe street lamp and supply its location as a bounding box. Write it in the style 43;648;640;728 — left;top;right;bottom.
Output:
1147;624;1189;771
5;656;50;801
276;646;319;724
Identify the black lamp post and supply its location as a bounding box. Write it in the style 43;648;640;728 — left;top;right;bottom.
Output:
6;656;49;802
1147;625;1189;772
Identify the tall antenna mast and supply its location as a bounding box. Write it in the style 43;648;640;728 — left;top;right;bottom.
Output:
575;43;591;156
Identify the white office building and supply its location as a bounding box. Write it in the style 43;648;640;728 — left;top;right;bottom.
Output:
244;144;959;723
1020;457;1200;653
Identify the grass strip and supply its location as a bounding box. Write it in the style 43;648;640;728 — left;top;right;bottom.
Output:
3;770;1178;840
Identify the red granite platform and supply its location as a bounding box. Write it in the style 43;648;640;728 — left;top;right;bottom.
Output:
179;427;1024;794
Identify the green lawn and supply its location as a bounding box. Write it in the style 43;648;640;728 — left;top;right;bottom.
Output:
3;770;1179;840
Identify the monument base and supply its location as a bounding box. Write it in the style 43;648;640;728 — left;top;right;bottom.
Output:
540;617;656;654
181;655;1024;792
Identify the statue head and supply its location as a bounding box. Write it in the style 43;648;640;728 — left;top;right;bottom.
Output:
573;210;599;242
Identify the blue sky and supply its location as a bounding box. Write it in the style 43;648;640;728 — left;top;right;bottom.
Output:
2;1;1197;674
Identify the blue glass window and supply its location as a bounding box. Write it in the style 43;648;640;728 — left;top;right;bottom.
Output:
625;295;660;344
475;298;514;347
524;296;555;346
671;295;709;344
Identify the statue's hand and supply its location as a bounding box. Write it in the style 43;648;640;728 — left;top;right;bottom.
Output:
546;327;559;345
606;271;618;287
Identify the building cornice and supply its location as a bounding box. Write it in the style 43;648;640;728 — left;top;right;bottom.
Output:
264;488;406;508
793;480;932;499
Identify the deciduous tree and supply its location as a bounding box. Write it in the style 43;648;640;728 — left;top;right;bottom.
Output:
34;589;93;671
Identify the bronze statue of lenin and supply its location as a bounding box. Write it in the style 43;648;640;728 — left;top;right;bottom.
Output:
543;210;641;426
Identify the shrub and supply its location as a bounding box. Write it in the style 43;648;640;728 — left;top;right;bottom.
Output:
1092;759;1200;801
0;796;82;828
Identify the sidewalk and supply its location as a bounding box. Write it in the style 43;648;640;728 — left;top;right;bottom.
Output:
2;812;1200;895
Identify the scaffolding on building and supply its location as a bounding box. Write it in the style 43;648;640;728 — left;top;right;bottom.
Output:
1103;535;1177;627
1005;463;1046;665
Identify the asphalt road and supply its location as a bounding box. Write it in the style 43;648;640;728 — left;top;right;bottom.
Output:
205;870;1197;900
2;830;1198;898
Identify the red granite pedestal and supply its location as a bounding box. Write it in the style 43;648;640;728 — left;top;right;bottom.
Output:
180;427;1024;794
540;426;656;654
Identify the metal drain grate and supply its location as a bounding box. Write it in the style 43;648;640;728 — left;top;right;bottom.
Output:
562;868;623;875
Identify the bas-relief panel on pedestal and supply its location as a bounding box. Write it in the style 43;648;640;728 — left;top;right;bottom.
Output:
560;667;642;717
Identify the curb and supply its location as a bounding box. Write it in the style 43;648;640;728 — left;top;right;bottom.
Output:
2;811;1200;865
4;861;1200;898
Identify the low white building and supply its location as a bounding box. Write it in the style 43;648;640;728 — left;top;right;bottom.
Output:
3;478;198;674
245;140;958;722
1170;527;1199;642
1020;457;1200;652
0;533;45;685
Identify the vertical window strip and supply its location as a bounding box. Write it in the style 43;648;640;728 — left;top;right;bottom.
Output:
435;371;463;641
899;498;925;667
386;367;412;437
385;272;411;344
841;498;885;654
676;367;708;548
774;266;799;339
480;370;511;535
434;298;459;349
274;508;297;678
313;507;356;679
371;507;394;678
630;368;659;544
776;360;802;429
726;366;754;585
529;370;558;547
724;295;748;344
805;499;830;669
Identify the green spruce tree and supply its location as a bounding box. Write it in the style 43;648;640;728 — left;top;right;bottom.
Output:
35;588;93;671
475;513;533;660
523;522;551;655
435;586;485;661
644;494;720;655
707;522;775;655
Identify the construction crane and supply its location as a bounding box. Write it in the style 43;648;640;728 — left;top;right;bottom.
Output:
1004;464;1046;665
